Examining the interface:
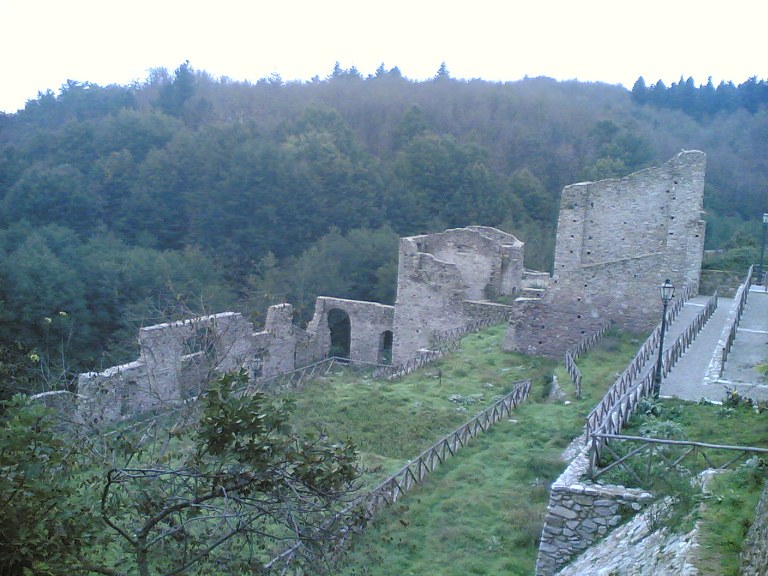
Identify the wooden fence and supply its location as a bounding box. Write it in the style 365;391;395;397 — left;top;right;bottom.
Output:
371;347;452;380
661;292;719;377
587;291;719;473
372;314;511;381
564;322;612;398
264;379;532;574
256;356;396;393
584;284;695;439
721;265;754;372
589;432;768;487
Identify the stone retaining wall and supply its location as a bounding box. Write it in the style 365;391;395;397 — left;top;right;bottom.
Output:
535;448;654;575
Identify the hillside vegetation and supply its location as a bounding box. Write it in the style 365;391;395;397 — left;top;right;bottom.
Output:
1;63;766;390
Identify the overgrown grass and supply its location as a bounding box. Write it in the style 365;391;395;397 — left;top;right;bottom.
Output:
599;397;768;569
283;326;642;575
696;465;767;575
290;325;558;485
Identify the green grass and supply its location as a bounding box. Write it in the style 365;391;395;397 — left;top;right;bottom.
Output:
289;325;559;485
696;466;767;575
283;327;642;575
600;397;768;570
609;398;768;477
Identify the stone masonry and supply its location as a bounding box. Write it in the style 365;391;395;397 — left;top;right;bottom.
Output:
740;479;768;575
76;153;707;425
536;446;654;575
505;150;706;357
392;226;524;364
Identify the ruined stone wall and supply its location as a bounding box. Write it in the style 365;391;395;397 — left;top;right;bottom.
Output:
306;297;395;364
77;308;318;424
138;312;255;401
536;449;653;575
507;151;706;357
78;360;150;424
77;295;398;424
251;303;317;378
392;227;524;363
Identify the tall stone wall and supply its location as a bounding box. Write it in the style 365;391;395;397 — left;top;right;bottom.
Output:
392;226;524;363
506;151;706;357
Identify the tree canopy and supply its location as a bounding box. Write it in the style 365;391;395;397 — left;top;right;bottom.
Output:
1;62;766;386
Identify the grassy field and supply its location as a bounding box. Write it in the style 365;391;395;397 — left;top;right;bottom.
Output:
283;325;643;575
290;325;557;484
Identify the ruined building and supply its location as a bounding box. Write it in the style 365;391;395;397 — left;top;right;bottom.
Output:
76;151;706;423
504;150;706;356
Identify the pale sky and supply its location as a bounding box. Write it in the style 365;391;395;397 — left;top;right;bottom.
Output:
1;0;766;113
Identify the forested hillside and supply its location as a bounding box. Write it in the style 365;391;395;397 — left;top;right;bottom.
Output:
1;62;766;387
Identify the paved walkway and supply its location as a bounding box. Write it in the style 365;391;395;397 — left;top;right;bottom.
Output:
660;287;768;402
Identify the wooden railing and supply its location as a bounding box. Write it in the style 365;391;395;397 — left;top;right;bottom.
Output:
372;314;511;381
564;322;612;398
661;292;718;377
587;291;719;473
371;346;454;380
584;284;694;439
430;312;512;350
589;432;768;487
255;356;396;393
264;379;532;573
721;265;754;371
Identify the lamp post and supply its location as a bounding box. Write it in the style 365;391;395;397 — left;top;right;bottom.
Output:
652;279;675;399
760;213;768;280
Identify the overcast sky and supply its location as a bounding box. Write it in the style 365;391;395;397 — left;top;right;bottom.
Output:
1;0;766;113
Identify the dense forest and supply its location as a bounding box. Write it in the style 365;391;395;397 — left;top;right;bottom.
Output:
1;62;767;388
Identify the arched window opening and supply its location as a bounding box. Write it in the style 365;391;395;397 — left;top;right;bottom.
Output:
327;308;351;360
378;330;393;365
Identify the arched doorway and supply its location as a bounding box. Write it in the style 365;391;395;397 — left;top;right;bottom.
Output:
378;330;393;365
327;308;351;359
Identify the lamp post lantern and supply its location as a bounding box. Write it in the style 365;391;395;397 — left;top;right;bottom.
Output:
652;279;675;399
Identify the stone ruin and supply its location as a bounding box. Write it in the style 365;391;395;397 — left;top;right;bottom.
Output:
504;150;706;356
75;151;707;424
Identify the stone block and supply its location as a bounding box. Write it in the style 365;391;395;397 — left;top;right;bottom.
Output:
550;505;579;520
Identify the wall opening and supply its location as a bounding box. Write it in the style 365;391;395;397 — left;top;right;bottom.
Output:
184;325;216;361
378;330;393;365
253;350;265;378
327;308;351;360
119;380;136;416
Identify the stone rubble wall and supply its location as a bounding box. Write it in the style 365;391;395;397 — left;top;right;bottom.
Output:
77;307;321;424
535;447;654;575
555;498;699;576
740;480;768;576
